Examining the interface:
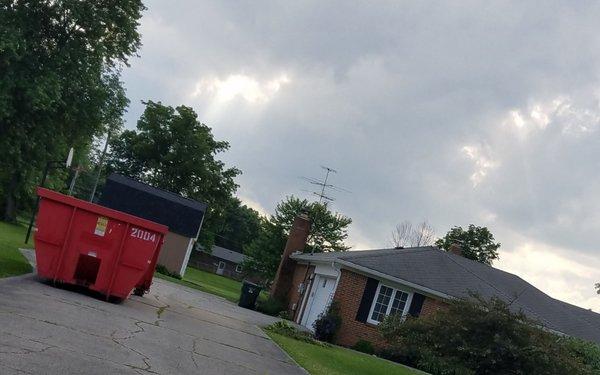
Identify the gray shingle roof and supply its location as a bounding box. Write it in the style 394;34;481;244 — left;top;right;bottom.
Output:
294;246;600;344
200;245;246;264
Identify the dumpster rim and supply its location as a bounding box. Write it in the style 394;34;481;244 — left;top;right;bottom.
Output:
37;187;169;234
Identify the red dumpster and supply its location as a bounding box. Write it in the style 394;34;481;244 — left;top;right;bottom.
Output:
34;187;169;300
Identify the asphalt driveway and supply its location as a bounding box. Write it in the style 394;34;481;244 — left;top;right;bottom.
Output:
0;275;306;374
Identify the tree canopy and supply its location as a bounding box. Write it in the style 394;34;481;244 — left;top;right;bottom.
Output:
209;197;262;252
242;196;352;281
390;220;436;248
0;0;144;221
435;224;500;265
105;101;242;249
271;196;352;253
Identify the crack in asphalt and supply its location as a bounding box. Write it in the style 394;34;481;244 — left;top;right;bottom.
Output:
0;343;55;355
0;331;147;374
189;338;200;369
1;301;293;371
134;298;269;340
0;311;160;374
0;278;304;375
0;362;35;374
185;337;257;374
109;318;162;375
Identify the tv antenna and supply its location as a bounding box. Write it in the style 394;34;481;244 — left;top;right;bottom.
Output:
301;166;351;204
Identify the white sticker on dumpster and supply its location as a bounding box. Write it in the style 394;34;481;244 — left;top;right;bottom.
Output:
95;217;108;236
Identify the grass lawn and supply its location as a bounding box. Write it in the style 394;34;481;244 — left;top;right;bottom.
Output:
156;266;267;304
0;221;33;278
265;331;420;375
154;267;242;302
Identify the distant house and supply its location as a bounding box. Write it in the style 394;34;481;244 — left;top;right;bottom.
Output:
188;245;246;280
99;174;207;277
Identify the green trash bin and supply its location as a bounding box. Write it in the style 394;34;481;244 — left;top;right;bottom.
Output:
238;280;262;309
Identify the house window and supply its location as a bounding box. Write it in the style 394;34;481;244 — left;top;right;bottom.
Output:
235;264;242;273
367;283;412;325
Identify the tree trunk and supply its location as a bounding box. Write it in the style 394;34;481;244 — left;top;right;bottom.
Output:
2;171;20;223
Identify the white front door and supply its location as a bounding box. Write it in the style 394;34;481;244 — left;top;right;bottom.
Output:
301;275;336;330
216;261;225;275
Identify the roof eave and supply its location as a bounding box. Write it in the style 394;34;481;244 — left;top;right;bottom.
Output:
290;253;338;264
335;258;457;301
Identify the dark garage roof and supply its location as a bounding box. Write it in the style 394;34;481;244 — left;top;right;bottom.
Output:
293;246;600;344
199;245;246;264
99;174;207;238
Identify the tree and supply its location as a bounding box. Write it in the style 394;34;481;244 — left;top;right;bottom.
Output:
271;196;352;253
241;219;288;281
0;0;144;221
208;197;262;252
379;294;595;375
390;220;436;248
105;101;241;249
435;224;500;265
242;196;352;281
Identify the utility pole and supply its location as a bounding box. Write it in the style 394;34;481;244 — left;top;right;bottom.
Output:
25;148;73;244
67;165;85;195
89;131;111;202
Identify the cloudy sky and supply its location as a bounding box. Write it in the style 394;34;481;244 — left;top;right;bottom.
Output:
121;1;600;311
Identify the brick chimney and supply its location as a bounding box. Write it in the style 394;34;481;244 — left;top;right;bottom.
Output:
270;212;311;301
449;243;463;256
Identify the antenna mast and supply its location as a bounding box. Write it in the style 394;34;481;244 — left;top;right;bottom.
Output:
301;166;350;205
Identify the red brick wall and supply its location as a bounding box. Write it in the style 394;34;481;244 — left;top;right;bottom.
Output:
271;214;311;300
333;269;387;347
332;269;448;348
286;263;315;321
420;295;447;316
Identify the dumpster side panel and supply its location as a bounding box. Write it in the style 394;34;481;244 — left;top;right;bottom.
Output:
102;225;164;298
34;199;73;278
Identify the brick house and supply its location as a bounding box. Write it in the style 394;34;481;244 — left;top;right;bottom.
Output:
272;217;600;347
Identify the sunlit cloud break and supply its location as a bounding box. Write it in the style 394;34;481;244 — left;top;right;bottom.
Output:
503;96;600;137
191;73;291;105
461;145;498;187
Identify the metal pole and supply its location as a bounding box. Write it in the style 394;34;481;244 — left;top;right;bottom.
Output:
89;131;111;202
67;166;80;195
25;162;51;244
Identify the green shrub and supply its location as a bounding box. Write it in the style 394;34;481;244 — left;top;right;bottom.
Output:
351;340;375;355
256;296;286;316
313;301;342;343
155;264;182;279
265;320;329;347
379;294;593;375
562;337;600;373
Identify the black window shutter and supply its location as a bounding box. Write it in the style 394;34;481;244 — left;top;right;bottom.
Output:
408;293;425;317
355;278;379;322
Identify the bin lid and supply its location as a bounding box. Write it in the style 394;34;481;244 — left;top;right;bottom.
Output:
37;188;169;234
